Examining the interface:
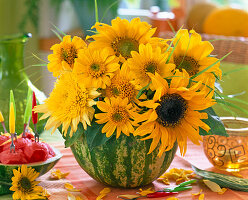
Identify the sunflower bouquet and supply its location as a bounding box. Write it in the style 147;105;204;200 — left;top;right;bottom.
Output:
35;17;227;154
34;17;228;187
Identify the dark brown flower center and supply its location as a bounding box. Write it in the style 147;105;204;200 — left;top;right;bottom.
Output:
19;177;32;191
174;55;199;76
61;46;77;66
145;62;157;74
112;112;123;122
90;63;100;72
111;37;139;59
112;87;120;96
156;93;187;127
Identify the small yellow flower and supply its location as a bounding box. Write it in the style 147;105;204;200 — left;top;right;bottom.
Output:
50;169;70;180
34;72;100;137
105;63;142;103
95;97;137;138
10;165;45;200
74;46;120;89
127;43;175;88
48;35;87;77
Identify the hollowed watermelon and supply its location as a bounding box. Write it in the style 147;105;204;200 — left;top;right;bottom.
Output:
71;133;177;188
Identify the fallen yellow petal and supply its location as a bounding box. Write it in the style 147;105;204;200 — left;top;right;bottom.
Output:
159;168;195;185
203;179;222;193
218;188;227;195
100;188;111;194
64;183;81;192
42;188;51;198
192;189;203;196
166;197;179;200
118;195;141;199
51;169;70;180
96;188;111;200
138;188;155;196
199;193;204;200
231;172;243;178
67;192;84;200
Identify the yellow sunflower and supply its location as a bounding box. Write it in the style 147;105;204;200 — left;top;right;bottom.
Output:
134;70;216;157
95;97;137;138
47;35;87;77
10;165;45;200
73;46;119;89
171;29;221;88
127;43;175;88
34;72;100;137
89;17;156;62
105;63;142;103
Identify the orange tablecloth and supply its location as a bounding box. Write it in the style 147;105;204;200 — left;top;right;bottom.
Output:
38;142;248;200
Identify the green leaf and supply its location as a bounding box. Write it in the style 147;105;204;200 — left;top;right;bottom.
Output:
219;94;248;106
136;82;151;99
51;22;66;36
84;118;112;151
216;99;248;116
23;88;32;124
223;65;248;76
51;29;63;41
63;123;84;148
199;107;228;136
191;51;232;80
100;0;120;23
166;32;182;64
9;90;16;118
0;180;11;186
94;0;99;23
192;165;248;192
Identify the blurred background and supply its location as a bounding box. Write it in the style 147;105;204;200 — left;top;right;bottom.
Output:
1;0;248;118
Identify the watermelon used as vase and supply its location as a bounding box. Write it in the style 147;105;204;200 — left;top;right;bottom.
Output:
71;132;177;188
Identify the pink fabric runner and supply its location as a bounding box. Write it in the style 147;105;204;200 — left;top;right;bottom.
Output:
38;142;248;200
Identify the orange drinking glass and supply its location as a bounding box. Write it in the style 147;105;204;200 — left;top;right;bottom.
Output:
203;117;248;172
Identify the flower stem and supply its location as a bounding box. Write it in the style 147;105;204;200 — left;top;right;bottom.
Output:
94;0;99;23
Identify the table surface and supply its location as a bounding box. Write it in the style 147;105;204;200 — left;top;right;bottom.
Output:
1;131;248;200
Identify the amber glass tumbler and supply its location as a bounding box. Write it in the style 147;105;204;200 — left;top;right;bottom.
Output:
203;117;248;172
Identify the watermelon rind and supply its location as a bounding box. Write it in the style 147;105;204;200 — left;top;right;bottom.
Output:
71;132;177;188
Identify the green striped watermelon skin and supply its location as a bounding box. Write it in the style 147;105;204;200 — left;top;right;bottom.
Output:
0;147;62;195
71;133;177;188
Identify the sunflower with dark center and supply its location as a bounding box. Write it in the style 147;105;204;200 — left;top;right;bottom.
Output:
127;43;175;88
10;165;45;200
88;17;157;62
95;97;137;138
171;29;222;90
73;46;119;89
134;70;216;157
48;35;87;77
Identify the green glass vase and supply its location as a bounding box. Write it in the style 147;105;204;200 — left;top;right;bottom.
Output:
0;33;46;134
